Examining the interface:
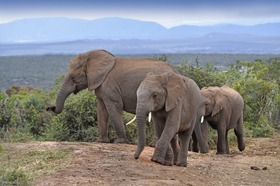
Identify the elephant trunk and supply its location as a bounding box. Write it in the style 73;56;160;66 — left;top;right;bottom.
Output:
194;101;209;153
52;77;74;114
134;108;148;159
194;119;209;153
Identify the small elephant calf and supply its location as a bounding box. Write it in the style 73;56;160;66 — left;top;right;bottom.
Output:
134;71;204;167
193;86;245;154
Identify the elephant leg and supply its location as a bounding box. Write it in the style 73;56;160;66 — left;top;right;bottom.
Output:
191;132;199;152
234;116;245;151
170;135;179;164
225;130;230;154
151;117;167;165
149;117;158;147
108;106;128;143
96;98;110;143
176;126;193;167
163;144;174;166
152;139;170;165
216;121;227;154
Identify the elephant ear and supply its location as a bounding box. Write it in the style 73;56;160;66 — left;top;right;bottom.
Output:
165;72;185;112
86;50;115;90
211;90;228;117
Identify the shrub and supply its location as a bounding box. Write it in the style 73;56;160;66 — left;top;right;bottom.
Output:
50;90;98;142
176;63;225;88
0;90;52;142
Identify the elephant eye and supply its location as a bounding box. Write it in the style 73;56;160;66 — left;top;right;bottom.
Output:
152;94;157;99
71;76;76;81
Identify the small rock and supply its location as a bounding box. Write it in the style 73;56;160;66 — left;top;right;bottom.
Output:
262;167;268;170
250;166;260;170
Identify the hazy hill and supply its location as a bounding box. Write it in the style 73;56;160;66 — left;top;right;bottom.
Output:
0;17;168;42
0;17;279;55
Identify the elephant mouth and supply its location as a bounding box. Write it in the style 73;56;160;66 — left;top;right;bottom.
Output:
73;84;87;94
73;84;79;94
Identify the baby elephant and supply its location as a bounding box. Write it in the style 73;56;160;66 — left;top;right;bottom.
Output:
134;71;204;167
196;86;245;154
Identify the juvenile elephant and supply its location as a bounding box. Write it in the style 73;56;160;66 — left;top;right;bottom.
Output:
193;86;245;154
134;71;204;167
47;49;177;143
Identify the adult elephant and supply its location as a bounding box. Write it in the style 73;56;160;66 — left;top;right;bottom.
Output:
47;49;178;143
193;86;245;154
134;71;204;167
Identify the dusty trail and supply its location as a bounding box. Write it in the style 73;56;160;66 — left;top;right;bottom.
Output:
4;134;280;186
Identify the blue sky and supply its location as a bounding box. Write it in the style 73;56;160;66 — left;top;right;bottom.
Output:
1;0;280;27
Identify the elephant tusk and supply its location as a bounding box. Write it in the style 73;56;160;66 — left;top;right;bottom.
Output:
200;116;204;123
126;112;152;125
148;112;152;123
126;116;136;125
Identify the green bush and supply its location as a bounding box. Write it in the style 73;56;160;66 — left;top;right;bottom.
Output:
0;89;54;142
176;63;225;88
50;90;98;142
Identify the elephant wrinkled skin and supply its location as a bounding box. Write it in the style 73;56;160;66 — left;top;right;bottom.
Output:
193;86;245;154
134;71;204;167
47;49;177;143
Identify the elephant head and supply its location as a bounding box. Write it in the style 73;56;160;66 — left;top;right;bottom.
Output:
47;50;115;114
201;87;229;117
134;71;186;159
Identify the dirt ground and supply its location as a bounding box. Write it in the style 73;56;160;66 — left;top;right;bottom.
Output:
7;134;280;186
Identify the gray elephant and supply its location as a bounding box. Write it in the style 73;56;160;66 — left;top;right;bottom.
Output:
134;71;204;167
47;49;177;143
193;86;245;154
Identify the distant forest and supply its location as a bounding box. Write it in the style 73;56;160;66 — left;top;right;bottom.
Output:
0;53;280;90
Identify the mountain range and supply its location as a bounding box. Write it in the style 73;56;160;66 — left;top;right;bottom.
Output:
0;17;280;55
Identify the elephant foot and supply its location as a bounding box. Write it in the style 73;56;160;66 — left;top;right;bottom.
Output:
165;154;174;166
216;151;228;155
151;155;173;166
238;143;245;152
200;150;208;154
200;148;209;154
175;161;187;167
164;159;174;166
96;137;110;143
113;138;129;144
151;156;172;166
192;148;199;153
